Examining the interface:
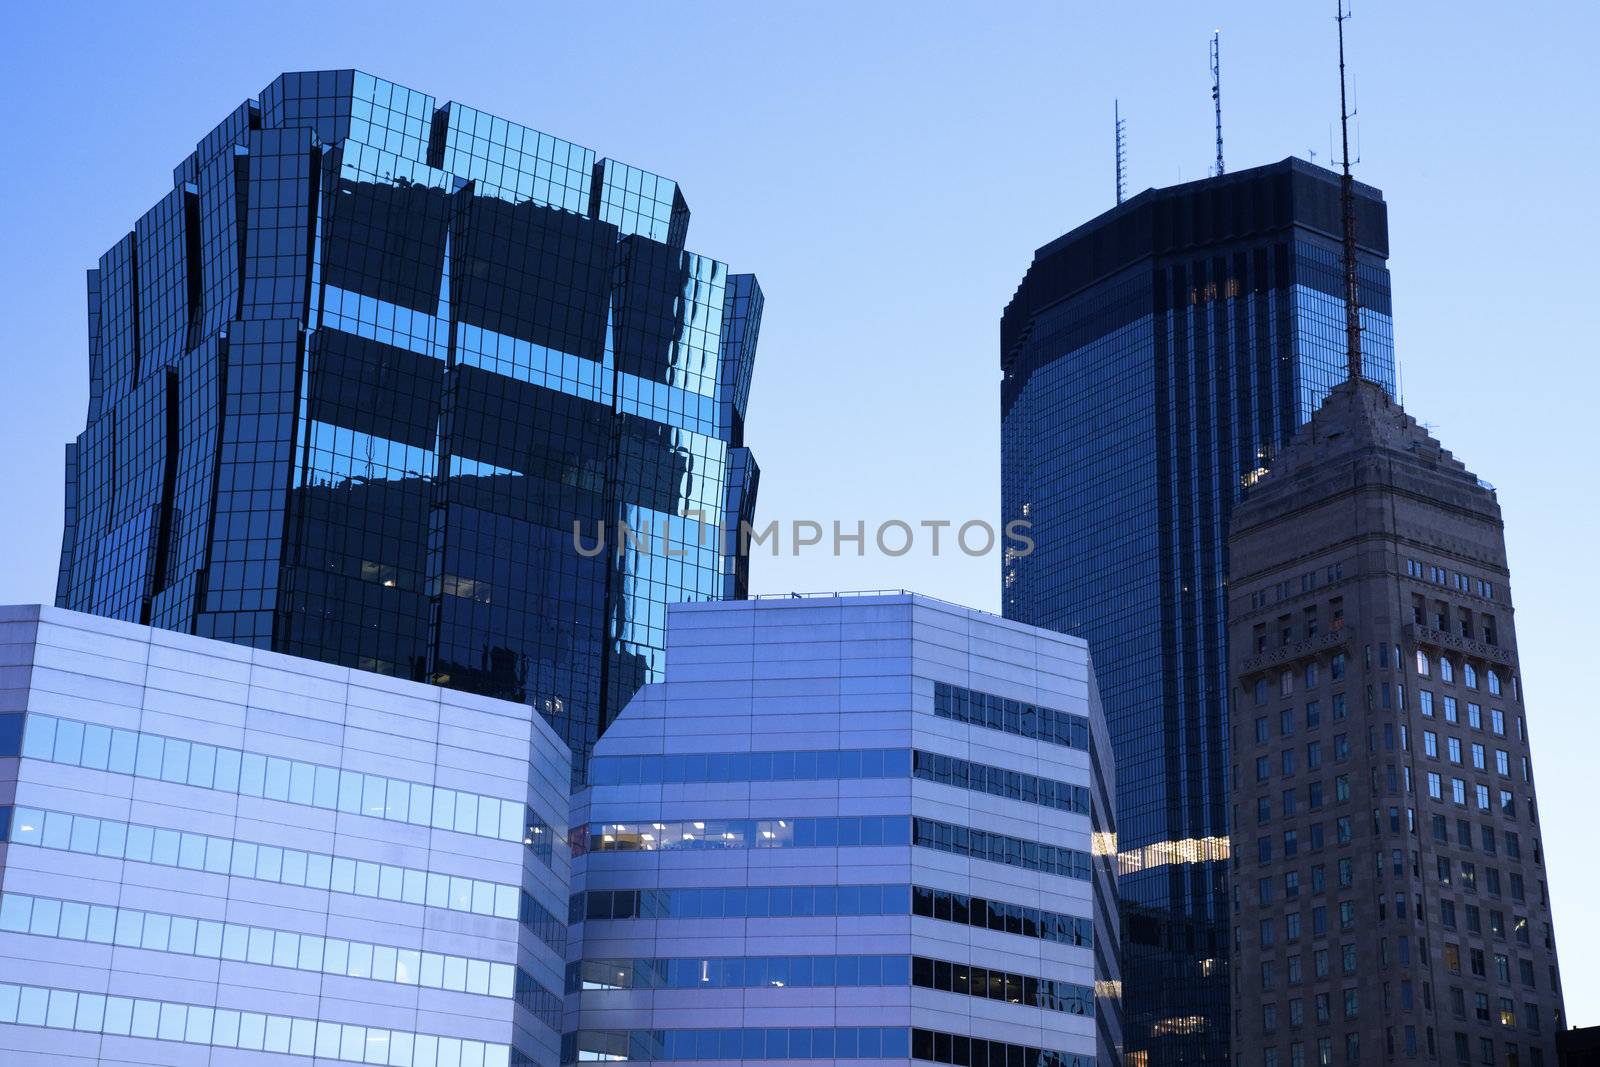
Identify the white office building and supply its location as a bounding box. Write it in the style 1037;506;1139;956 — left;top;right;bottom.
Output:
0;604;570;1067
567;593;1122;1066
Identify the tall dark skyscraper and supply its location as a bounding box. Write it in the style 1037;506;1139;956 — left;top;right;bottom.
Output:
1227;379;1565;1066
1000;158;1398;1065
53;70;762;771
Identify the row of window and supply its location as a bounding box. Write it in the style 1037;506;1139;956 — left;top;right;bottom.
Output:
1426;773;1519;816
0;891;534;1010
913;817;1092;880
569;883;1095;948
931;681;1089;751
1405;557;1497;601
0;806;530;930
1452;1031;1544;1066
0;982;511;1067
583;816;910;853
14;712;552;853
587;747;912;786
1420;691;1512;735
1442;943;1541;989
912;749;1091;816
1448;985;1544;1032
564;1027;913;1063
1422;732;1515;774
571;954;910;992
911;955;1094;1015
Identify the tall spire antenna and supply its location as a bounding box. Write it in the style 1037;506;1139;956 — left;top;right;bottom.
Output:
1335;1;1363;383
1115;100;1128;205
1210;32;1224;176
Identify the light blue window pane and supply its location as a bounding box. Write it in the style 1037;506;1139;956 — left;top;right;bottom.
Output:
0;895;31;932
178;832;207;870
291;1017;317;1056
289;761;315;805
247;928;273;964
355;862;381;898
30;898;61;937
362;775;387;819
186;1005;214;1044
124;823;153;862
160;739;190;784
272;931;298;967
74;992;105;1033
331;857;357;894
488;963;513;998
108;728;138;773
256;845;284;882
188;743;217;789
9;810;42;846
195;919;224;958
341;1024;367;1061
114;910;142;947
338;771;363;814
239;753;267;797
385;779;410;821
221;924;248;960
42;810;73;850
264;1014;293;1053
80;724;112;770
135;734;163;778
129;998;159;1038
372;944;397;983
316;1020;342;1058
471;881;493;915
238;1011;266;1050
493;886;518;919
314;765;339;809
296;934;323;971
465;958;490;995
408;783;433;825
263;757;292;801
102;995;133;1035
87;905;116;943
379;865;402;900
204;836;231;873
213;747;242;793
157;1001;186;1041
16;986;48;1026
306;853;333;890
282;848;308;886
69;816;99;853
324;938;350;975
213;1008;241;1047
141;912;171;950
392;1031;416;1066
401;868;426;904
45;988;77;1029
447;876;471;912
434;788;456;830
169;916;197;955
20;716;56;760
53;719;85;766
476;796;499;837
57;902;89;941
425;874;449;909
396;949;421;985
419;952;444;988
439;1036;464;1067
150;828;180;866
415;1034;440;1067
230;841;257;877
347;941;374;978
497;803;520;841
453;794;477;835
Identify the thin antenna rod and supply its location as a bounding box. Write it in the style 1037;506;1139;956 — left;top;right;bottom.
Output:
1336;1;1363;383
1211;32;1224;176
1115;100;1128;205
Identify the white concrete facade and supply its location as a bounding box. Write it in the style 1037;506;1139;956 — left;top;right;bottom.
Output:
0;604;571;1067
568;593;1121;1066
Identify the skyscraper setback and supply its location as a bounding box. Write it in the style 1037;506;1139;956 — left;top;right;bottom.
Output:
1226;379;1565;1064
1000;158;1398;1065
53;70;762;772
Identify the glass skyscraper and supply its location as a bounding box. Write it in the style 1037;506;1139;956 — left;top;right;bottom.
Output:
999;158;1398;1065
53;70;762;773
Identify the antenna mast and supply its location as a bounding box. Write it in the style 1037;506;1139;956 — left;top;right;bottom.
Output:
1115;100;1128;205
1335;1;1363;382
1211;32;1224;176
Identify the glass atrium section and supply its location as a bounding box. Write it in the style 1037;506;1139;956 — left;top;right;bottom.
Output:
1000;159;1397;1066
55;70;762;774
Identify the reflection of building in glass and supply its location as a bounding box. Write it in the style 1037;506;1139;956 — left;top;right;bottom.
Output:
53;72;762;775
1000;159;1398;1065
568;593;1123;1067
0;604;571;1066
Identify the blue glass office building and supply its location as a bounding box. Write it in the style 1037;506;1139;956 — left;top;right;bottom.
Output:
53;71;762;773
1000;159;1397;1065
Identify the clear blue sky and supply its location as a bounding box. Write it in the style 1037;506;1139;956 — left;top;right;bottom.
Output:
3;0;1596;1022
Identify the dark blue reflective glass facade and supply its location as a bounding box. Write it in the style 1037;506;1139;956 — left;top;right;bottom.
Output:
54;70;761;774
1000;158;1397;1066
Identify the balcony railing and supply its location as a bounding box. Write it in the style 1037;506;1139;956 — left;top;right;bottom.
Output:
1404;623;1517;669
1239;625;1352;675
